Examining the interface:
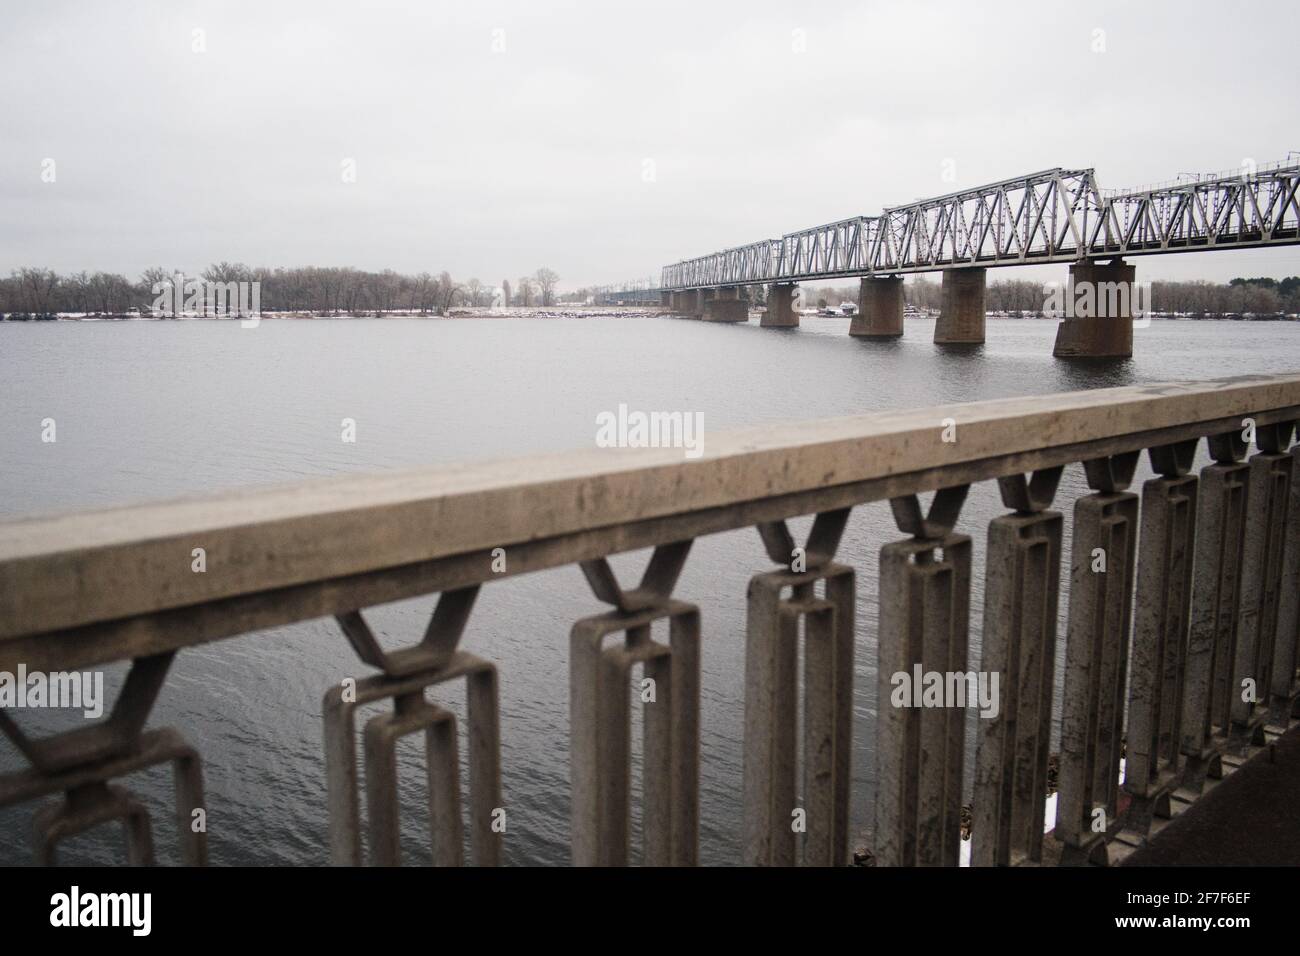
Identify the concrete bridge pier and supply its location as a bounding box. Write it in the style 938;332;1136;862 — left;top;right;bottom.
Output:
660;290;672;309
760;283;799;327
849;276;904;337
1053;259;1135;359
933;268;986;344
704;286;747;322
675;289;701;317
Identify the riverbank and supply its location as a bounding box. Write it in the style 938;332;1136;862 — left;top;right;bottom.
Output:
5;306;1299;323
0;306;669;322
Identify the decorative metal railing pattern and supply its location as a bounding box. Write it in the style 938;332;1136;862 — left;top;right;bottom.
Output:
1;373;1299;866
651;163;1300;290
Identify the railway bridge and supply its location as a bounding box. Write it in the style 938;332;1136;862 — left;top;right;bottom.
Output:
598;161;1300;358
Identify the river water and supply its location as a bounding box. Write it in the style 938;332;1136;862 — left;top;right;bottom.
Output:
1;314;1298;865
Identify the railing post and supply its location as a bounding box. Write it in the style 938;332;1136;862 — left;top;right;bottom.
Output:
743;509;854;866
0;652;208;866
1117;439;1199;847
972;468;1063;866
324;587;501;866
1055;452;1140;865
1272;443;1300;725
1231;421;1296;746
1180;430;1251;794
875;486;971;866
569;541;700;866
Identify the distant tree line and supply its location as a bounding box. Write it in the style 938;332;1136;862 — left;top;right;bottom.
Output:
7;265;1295;319
804;275;1300;317
0;264;564;317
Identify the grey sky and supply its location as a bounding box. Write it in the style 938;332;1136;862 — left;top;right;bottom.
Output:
3;0;1298;289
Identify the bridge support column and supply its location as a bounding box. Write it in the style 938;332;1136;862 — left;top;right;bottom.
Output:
850;276;904;337
704;286;747;322
760;283;798;327
1053;259;1135;360
934;268;986;344
660;290;672;309
676;289;701;317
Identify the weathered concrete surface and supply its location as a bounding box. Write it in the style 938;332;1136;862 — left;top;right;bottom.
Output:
1053;259;1135;359
1124;723;1300;865
934;268;986;344
704;297;747;322
972;508;1062;866
850;276;904;337
675;289;701;317
744;564;854;865
761;284;798;327
876;531;971;866
3;374;1300;665
571;598;700;866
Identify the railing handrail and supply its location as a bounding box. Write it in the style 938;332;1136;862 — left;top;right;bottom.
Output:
3;372;1300;660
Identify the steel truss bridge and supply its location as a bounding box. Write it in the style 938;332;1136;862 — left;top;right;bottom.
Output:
599;161;1300;298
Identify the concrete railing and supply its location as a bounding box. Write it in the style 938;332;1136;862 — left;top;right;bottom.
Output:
2;373;1299;865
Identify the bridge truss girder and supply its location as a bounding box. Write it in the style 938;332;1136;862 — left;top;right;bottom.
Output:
647;164;1300;292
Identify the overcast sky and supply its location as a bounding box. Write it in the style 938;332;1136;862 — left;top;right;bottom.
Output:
3;0;1298;288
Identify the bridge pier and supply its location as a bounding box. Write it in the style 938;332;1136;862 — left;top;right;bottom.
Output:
675;289;701;317
760;283;799;327
1053;259;1135;359
660;290;672;309
934;268;986;344
850;276;904;338
704;286;747;322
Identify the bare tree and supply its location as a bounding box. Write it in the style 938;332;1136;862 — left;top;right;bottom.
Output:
88;272;132;314
366;269;402;315
339;268;365;314
16;268;59;313
64;271;91;313
533;267;559;306
433;271;461;315
202;262;253;284
409;272;433;313
465;277;484;307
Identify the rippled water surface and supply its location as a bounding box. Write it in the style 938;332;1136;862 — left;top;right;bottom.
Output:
2;314;1298;864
